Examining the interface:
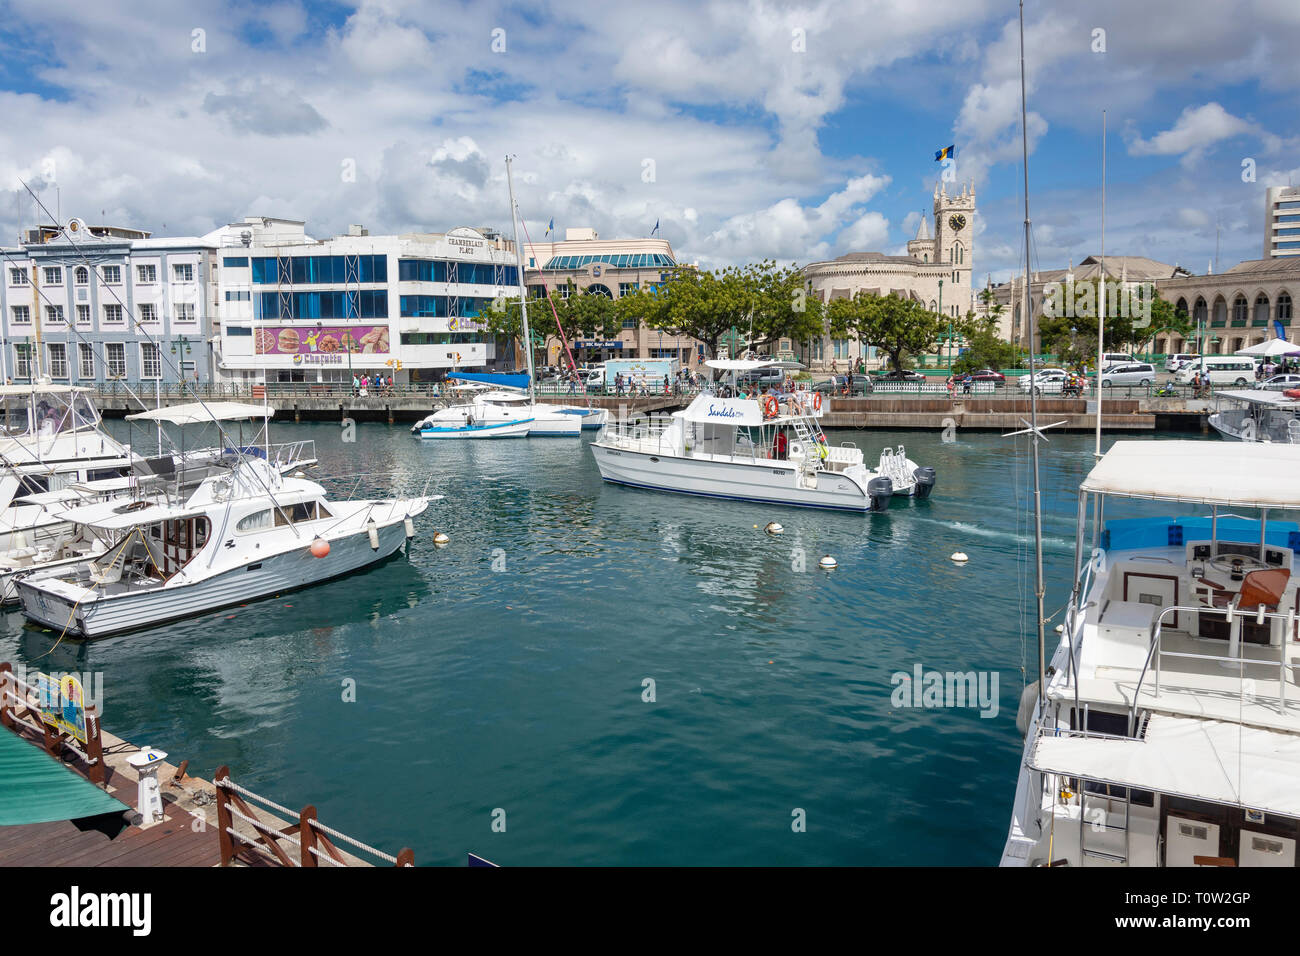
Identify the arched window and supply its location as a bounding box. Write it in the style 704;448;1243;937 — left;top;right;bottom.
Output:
1254;293;1270;324
1193;297;1207;324
1212;296;1228;325
1278;291;1293;323
923;253;928;262
928;300;936;311
1175;297;1189;319
586;283;613;298
74;266;88;285
1232;294;1248;324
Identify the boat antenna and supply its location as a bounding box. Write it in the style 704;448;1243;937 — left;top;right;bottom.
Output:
1095;108;1105;460
505;156;536;399
1019;0;1048;706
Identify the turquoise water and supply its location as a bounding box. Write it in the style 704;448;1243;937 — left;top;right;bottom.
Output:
0;421;1193;865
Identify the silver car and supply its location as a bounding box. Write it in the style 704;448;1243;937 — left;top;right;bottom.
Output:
1099;363;1157;387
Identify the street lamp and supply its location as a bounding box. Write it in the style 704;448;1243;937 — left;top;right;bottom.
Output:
937;279;945;369
938;322;957;370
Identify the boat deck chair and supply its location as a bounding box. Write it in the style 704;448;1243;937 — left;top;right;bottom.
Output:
89;560;123;585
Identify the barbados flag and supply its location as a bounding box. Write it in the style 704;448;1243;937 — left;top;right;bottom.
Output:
935;145;956;162
545;218;554;237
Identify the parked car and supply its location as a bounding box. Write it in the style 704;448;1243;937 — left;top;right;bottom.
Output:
1256;373;1300;392
874;369;927;382
813;374;872;395
737;368;787;388
1017;368;1068;393
1099;362;1157;387
966;368;1005;384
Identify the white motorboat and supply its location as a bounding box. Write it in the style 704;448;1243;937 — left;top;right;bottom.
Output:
1003;441;1300;867
0;401;317;604
15;454;434;639
590;360;935;512
1208;389;1300;443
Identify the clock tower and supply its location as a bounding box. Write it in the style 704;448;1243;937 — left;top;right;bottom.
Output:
931;181;975;317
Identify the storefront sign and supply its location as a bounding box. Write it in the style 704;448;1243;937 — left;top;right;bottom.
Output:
575;340;623;349
254;324;390;356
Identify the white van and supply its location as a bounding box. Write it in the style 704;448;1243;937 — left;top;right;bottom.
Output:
1164;353;1197;373
1174;356;1256;387
1100;352;1135;369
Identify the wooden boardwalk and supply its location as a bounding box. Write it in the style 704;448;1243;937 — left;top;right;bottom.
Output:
0;756;226;867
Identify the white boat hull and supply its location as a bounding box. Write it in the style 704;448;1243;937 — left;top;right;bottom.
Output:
17;520;412;639
591;442;874;511
418;419;533;439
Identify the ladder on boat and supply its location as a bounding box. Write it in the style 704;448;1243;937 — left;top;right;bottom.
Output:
1078;783;1131;866
791;417;826;463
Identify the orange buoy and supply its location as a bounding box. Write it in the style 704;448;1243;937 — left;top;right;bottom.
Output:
310;538;330;558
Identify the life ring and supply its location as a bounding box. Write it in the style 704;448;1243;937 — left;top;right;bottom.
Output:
763;395;778;418
812;392;822;411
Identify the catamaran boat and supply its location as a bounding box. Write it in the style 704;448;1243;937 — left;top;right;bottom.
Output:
15;454;433;639
590;360;935;512
1208;389;1300;443
410;373;601;437
1003;440;1300;867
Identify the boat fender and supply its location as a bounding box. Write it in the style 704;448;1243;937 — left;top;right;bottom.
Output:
1016;682;1040;736
912;466;937;499
404;517;415;538
867;476;892;512
367;522;380;550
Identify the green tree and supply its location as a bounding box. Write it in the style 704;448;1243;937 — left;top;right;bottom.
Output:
827;291;944;372
624;260;823;358
1037;278;1191;366
953;310;1027;373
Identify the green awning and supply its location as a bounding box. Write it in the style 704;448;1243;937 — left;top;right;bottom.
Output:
0;726;127;825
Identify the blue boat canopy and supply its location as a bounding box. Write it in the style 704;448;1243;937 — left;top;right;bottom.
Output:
447;372;530;390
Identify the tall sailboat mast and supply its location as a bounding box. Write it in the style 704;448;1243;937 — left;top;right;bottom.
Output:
505;156;536;398
1019;0;1047;701
1096;109;1106;460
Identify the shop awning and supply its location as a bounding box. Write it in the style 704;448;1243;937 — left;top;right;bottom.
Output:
0;727;127;825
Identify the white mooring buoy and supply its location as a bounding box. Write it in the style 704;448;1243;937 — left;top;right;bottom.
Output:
433;532;451;547
950;551;969;563
819;555;837;570
765;522;784;536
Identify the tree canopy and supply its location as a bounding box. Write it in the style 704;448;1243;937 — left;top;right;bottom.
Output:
1036;279;1190;366
619;260;824;358
827;291;945;372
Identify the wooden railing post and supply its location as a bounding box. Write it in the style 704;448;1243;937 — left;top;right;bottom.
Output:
299;805;318;868
396;848;414;868
84;706;105;785
214;766;235;866
0;663;11;730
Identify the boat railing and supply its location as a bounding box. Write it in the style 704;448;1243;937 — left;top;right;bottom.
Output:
1127;602;1298;736
601;415;676;452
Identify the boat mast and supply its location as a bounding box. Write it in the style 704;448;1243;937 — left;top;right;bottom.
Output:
1095;109;1106;460
1020;0;1047;702
505;156;536;399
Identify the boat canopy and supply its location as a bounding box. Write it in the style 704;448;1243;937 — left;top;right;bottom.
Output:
1081;440;1300;508
50;497;207;531
1030;713;1300;819
681;394;764;426
1215;389;1300;408
447;372;530;391
0;383;93;397
125;401;272;425
704;359;775;372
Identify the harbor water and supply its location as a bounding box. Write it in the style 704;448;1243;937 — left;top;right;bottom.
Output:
0;421;1193;865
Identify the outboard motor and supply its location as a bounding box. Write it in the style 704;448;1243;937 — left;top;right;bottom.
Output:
912;466;936;500
867;476;893;513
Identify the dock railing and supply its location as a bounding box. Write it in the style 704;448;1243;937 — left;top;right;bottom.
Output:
0;662;106;785
214;765;413;868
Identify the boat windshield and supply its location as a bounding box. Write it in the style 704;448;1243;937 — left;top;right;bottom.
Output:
1;390;101;437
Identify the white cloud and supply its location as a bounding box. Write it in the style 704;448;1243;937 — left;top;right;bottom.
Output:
1128;102;1256;161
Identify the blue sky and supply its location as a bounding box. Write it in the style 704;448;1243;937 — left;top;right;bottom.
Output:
1;0;1297;287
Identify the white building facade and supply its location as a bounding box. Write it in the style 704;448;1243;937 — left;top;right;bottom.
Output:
208;217;521;384
1263;186;1300;259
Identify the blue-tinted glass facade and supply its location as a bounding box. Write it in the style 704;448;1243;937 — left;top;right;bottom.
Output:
223;256;249;267
541;253;676;270
251;255;387;285
398;259;517;286
257;290;388;319
399;295;496;318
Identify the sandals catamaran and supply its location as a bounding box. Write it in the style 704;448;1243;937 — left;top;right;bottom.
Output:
590;359;935;512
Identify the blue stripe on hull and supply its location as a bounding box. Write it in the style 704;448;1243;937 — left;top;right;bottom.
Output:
600;476;873;512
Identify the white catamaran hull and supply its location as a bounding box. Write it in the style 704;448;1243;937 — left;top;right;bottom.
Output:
16;520;412;639
591;442;875;511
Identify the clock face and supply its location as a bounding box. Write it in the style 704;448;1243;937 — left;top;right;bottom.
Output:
948;214;966;232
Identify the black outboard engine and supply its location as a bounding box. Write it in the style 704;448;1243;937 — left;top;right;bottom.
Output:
912;466;936;500
867;476;893;513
